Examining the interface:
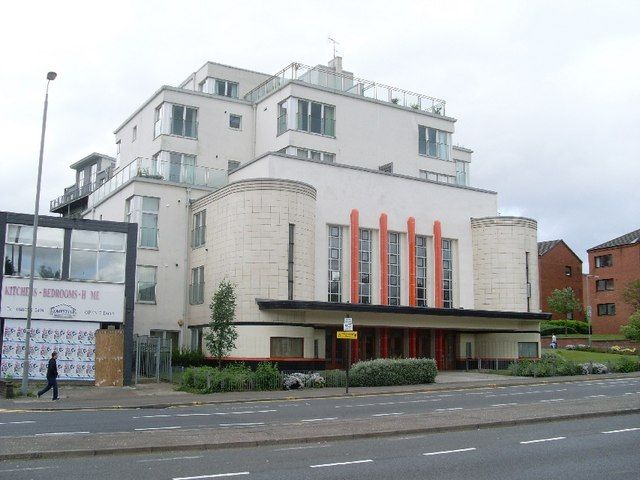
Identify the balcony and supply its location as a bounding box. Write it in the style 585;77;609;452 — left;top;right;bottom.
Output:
245;62;446;115
50;181;98;212
88;157;227;208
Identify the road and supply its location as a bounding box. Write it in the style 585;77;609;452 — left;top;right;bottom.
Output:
1;413;639;479
0;377;638;437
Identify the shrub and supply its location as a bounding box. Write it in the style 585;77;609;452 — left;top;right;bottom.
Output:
509;352;580;377
254;362;280;391
349;358;437;387
180;363;282;393
580;363;608;375
621;311;640;341
609;345;637;355
172;348;206;367
282;372;326;390
540;320;590;336
612;356;640;373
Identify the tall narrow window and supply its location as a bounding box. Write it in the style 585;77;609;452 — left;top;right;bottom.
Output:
190;266;204;304
418;126;450;160
169;104;197;138
137;266;157;303
192;211;206;248
214;79;238;98
416;235;428;307
288;224;295;300
277;100;288;135
455;160;469;186
388;232;401;306
126;196;160;248
442;239;453;308
328;226;342;302
525;251;531;312
359;229;372;304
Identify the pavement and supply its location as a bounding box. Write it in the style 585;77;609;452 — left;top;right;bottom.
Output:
3;370;640;411
1;371;639;461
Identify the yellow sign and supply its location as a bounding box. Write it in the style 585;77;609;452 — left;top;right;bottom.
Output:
337;331;358;340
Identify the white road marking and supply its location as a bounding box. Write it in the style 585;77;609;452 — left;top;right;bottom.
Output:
134;414;172;419
587;395;607;398
176;413;213;417
423;447;476;456
491;403;518;407
135;426;181;431
310;459;373;468
520;437;566;444
0;421;36;425
138;455;203;463
0;466;57;473
372;412;404;417
602;428;640;434
301;417;338;422
219;422;264;427
539;399;564;403
274;444;332;451
435;407;463;412
35;431;90;436
173;472;250;480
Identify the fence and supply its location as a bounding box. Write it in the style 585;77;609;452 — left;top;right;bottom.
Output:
134;336;173;383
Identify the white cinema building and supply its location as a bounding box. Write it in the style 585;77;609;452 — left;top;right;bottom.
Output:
49;58;548;370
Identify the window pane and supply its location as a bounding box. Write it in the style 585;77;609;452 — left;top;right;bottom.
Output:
72;230;99;250
229;115;241;129
216;80;226;96
228;82;238;98
6;224;33;244
98;251;125;282
142;197;159;211
310;102;322;133
428;128;437;156
34;246;62;279
100;232;126;251
69;250;97;280
171;105;184;135
184;108;197;138
35;227;64;248
418;126;426;154
298;100;308;131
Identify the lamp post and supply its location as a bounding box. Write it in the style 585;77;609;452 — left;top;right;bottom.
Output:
21;71;57;395
585;274;599;348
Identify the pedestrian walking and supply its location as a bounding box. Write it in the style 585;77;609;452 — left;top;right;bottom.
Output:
37;351;59;401
551;334;557;349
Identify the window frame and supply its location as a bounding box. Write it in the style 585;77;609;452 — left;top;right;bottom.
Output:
416;235;428;307
229;114;242;130
388;231;401;306
418;125;451;161
597;303;616;316
136;265;157;304
359;228;372;304
328;225;343;302
69;230;127;283
595;254;613;268
295;98;336;137
442;238;453;308
190;266;205;305
3;225;64;279
192;211;206;248
270;337;304;358
595;278;614;291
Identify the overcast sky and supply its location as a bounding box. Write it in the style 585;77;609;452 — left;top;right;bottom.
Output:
1;0;638;270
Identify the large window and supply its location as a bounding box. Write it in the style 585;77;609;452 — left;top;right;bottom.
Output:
442;239;453;308
69;230;126;283
359;229;372;304
199;77;239;98
154;103;197;138
416;235;428;307
518;342;538;358
595;254;613;268
137;266;157;303
277;100;287;135
126;196;159;248
4;225;63;279
150;151;196;184
288;224;295;301
297;99;335;136
328;226;342;302
388;232;401;306
418;126;450;160
420;170;456;185
190;266;204;305
596;279;614;291
455;160;469;186
192;211;206;248
270;337;303;358
597;303;615;316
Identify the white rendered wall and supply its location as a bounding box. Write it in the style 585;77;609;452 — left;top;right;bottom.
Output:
475;332;541;359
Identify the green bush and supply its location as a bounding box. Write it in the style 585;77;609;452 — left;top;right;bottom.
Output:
540;320;590;336
253;362;281;391
509;352;580;377
612;356;640;373
349;358;437;387
172;348;206;367
180;363;283;393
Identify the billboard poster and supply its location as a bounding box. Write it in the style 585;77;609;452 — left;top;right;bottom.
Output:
1;319;96;381
1;277;124;323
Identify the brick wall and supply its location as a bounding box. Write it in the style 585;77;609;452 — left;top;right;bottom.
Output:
538;242;584;320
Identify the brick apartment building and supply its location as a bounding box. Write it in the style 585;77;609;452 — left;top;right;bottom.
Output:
587;228;640;334
538;240;584;321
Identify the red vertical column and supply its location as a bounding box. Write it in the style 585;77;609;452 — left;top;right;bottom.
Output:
350;209;359;304
379;213;388;305
409;329;417;358
433;220;443;308
380;327;388;358
408;217;416;307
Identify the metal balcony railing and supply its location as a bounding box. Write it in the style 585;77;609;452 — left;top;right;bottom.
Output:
50;181;99;211
245;62;446;115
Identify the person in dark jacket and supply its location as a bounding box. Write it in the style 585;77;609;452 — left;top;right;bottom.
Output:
37;351;59;400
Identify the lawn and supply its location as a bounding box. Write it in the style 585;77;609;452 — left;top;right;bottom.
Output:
544;348;636;363
554;334;627;341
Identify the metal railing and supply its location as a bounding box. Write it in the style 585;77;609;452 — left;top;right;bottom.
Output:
245;62;446;115
134;336;173;383
50;181;99;210
88;157;227;207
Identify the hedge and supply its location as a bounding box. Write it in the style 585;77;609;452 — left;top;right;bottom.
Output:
349;358;437;387
541;320;590;336
508;351;640;377
172;348;206;367
180;362;280;393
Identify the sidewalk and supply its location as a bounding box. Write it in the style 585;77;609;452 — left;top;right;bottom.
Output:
3;371;640;411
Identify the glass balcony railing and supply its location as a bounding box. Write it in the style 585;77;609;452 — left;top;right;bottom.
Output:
50;181;99;211
245;62;446;115
88;157;227;208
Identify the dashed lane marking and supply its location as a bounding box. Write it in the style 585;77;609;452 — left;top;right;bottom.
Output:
423;447;476;456
310;459;373;468
602;428;640;434
173;472;250;480
520;437;566;444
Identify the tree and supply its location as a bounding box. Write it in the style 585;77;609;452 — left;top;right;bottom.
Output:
622;280;640;312
204;279;238;368
621;310;640;342
547;288;582;333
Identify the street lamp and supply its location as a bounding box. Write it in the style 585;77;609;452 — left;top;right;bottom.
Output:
21;71;57;395
585;274;599;348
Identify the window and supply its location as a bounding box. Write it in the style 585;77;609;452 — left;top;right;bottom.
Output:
215;79;238;98
288;224;295;300
229;114;242;130
596;279;614;291
291;146;335;163
442;239;453;308
419;170;456;185
379;163;393;173
192;211;206;248
565;266;572;277
297;99;335;136
270;337;303;358
359;229;372;304
328;226;342;302
69;230;126;282
116;140;121;162
595;254;613;268
190;266;204;304
418;126;450;160
416;235;428;307
518;342;538;358
150;151;196;184
126;196;159;248
154;103;197;138
597;303;615;316
227;160;241;172
455;161;469;186
4;225;63;279
137;266;157;303
90;164;97;185
78;169;86;188
388;232;401;306
277;100;288;135
132;125;137;142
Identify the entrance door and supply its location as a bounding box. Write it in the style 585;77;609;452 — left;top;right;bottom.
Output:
444;332;457;370
359;329;376;361
417;331;432;358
